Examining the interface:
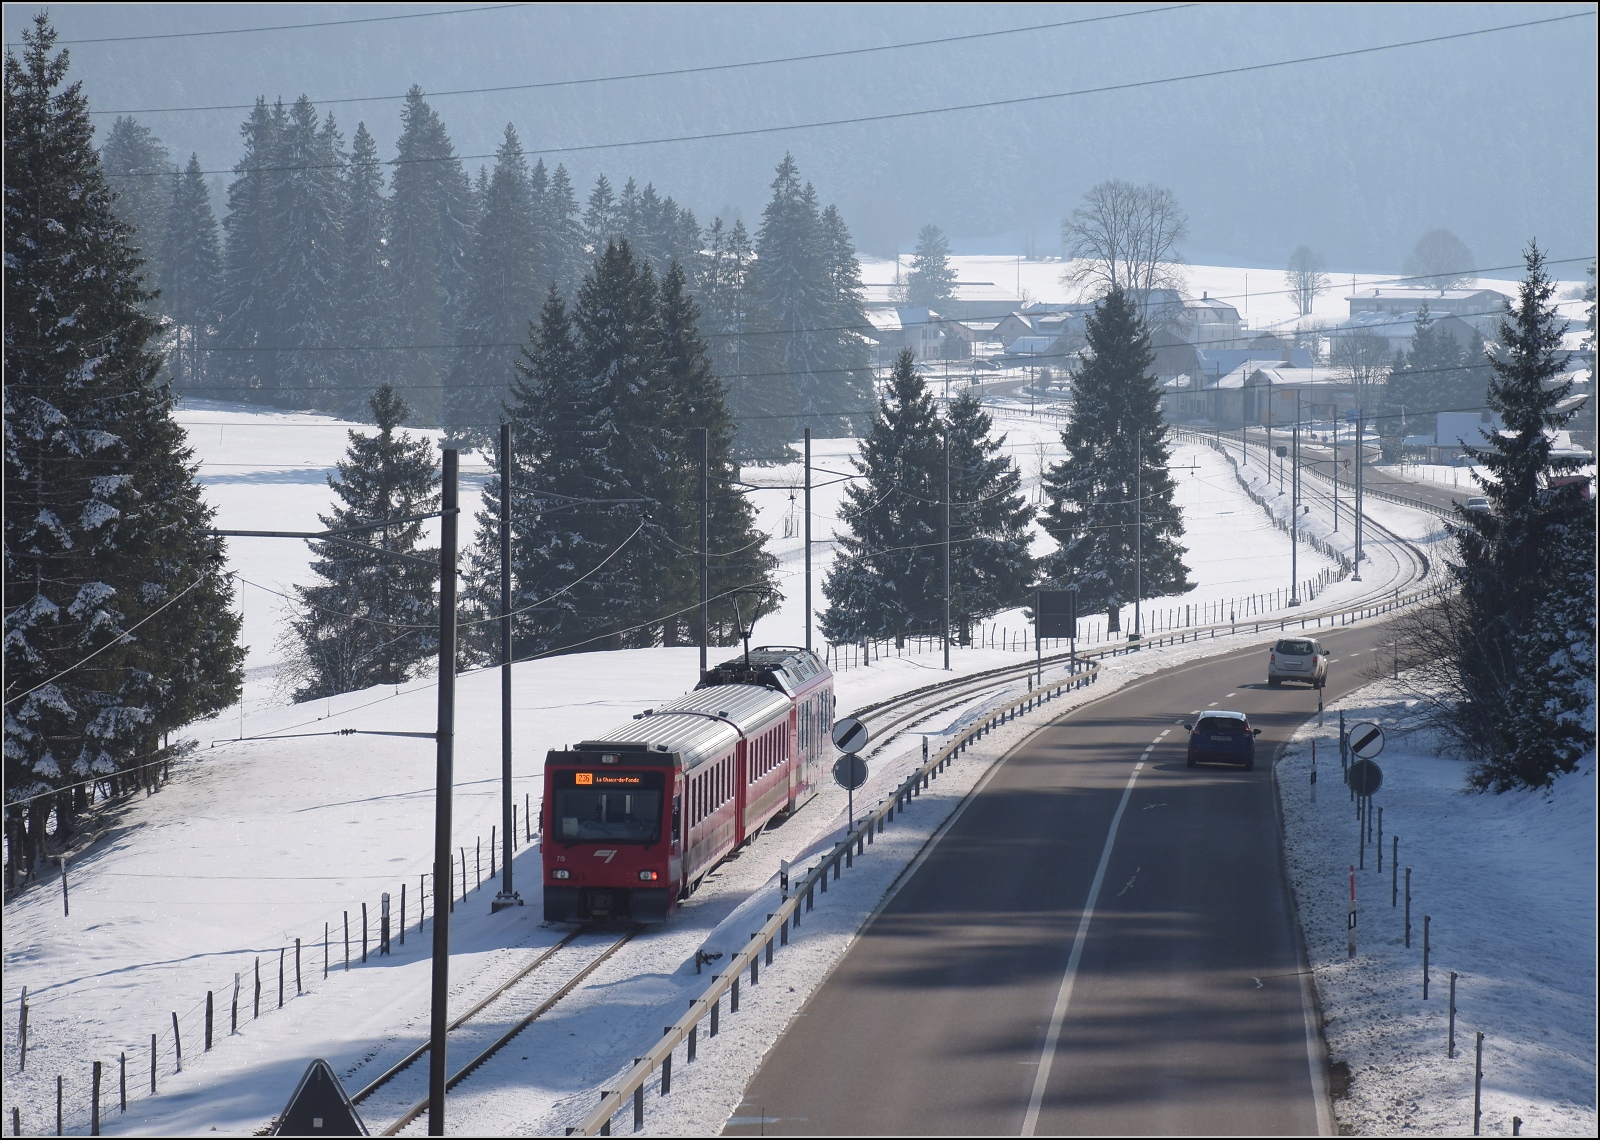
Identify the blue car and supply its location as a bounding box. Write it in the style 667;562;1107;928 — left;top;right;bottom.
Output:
1184;711;1261;770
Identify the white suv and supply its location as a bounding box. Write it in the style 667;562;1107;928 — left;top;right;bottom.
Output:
1268;637;1326;688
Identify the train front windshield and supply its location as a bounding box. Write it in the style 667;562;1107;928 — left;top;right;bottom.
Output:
552;769;664;843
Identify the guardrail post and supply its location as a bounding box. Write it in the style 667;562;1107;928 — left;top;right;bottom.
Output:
688;1019;697;1062
731;977;740;1012
751;949;759;985
845;841;853;869
781;913;790;944
806;882;814;911
819;865;828;893
598;1095;611;1137
832;855;841;881
661;1049;672;1096
710;993;720;1035
633;1080;644;1131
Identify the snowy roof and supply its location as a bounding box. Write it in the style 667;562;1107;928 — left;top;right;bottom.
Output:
1195;347;1313;376
1007;336;1059;354
576;684;792;772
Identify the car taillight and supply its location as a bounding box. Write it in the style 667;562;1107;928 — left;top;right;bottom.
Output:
551;869;570;880
1312;655;1319;664
1270;652;1276;662
638;870;660;882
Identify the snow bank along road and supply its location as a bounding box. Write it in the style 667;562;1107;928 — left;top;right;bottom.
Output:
725;622;1406;1136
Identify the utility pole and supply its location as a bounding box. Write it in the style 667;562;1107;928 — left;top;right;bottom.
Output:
492;426;519;911
697;428;710;681
1289;392;1302;606
1266;371;1273;486
1352;411;1364;581
804;429;812;654
1332;405;1340;531
428;449;459;1136
943;431;952;671
1133;433;1143;640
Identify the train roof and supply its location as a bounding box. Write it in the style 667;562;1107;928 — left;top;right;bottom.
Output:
699;645;828;694
575;683;792;771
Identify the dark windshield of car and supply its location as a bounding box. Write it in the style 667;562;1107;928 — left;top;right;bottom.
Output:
1196;717;1247;735
1275;639;1316;655
553;770;663;843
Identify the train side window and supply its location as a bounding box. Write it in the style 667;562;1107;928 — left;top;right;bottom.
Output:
673;794;681;839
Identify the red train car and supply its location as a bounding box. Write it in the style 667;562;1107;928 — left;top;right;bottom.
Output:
542;647;832;923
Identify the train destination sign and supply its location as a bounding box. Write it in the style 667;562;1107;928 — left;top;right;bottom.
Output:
574;773;644;786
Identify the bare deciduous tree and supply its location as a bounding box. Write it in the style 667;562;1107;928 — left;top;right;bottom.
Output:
1403;228;1476;290
1331;328;1393;407
1060;180;1187;317
1285;245;1328;317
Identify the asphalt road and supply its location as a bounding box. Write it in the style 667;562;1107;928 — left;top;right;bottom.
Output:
726;621;1400;1137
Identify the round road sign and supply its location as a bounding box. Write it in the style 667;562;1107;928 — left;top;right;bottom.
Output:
831;716;869;754
832;754;868;791
1347;758;1384;796
1347;721;1385;760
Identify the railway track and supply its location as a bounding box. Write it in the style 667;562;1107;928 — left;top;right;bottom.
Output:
845;424;1438;759
348;926;638;1135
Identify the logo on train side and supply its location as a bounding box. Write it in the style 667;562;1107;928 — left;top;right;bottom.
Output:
593;850;618;862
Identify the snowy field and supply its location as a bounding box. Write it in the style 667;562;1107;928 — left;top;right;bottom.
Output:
0;389;1461;1135
1278;680;1596;1137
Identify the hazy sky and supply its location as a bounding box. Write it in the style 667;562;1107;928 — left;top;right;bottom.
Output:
6;3;1595;276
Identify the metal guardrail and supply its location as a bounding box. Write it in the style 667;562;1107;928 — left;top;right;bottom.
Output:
570;659;1105;1136
569;500;1458;1135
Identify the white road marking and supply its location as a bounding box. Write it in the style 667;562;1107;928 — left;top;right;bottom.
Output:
1207;701;1218;707
1157;729;1171;739
1022;761;1145;1136
1226;692;1237;698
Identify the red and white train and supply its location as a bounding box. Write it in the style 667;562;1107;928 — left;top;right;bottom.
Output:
541;646;834;923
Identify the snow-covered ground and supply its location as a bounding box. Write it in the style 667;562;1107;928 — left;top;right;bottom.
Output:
0;390;1462;1136
1278;680;1596;1137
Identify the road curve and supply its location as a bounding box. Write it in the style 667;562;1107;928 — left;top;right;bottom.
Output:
726;621;1400;1136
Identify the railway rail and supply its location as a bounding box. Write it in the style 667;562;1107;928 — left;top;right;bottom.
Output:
347;927;638;1135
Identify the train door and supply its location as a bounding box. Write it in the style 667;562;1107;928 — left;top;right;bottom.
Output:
734;738;749;845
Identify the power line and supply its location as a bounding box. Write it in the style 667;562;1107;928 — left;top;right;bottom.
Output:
83;5;1197;116
6;4;531;48
93;10;1596;177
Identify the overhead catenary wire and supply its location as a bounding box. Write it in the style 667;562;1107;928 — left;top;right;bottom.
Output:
5;4;533;48
81;10;1596;178
78;5;1198;115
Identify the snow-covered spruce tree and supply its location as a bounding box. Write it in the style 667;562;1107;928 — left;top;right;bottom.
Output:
1040;286;1191;619
582;174;620;259
821;349;946;644
387;87;474;425
1450;245;1596;791
271;97;345;410
98;115;174;302
655;261;779;646
571;241;676;648
160;154;222;395
905;223;957;309
536;161;585;299
816;202;875;436
740;155;828;458
464;286;600;660
214;97;286;403
445;125;539;449
5;15;243;865
286;385;439;701
944;391;1035;642
700;216;755;414
337;122;392;417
